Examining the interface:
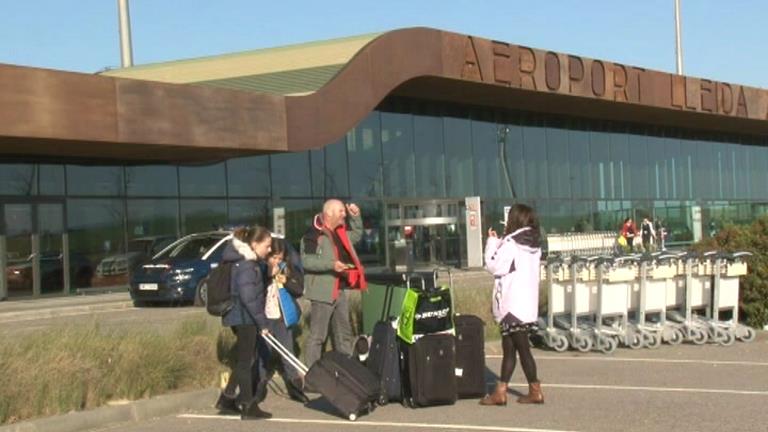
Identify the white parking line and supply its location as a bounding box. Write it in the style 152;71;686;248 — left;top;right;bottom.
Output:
487;355;768;367
508;382;768;396
178;414;577;432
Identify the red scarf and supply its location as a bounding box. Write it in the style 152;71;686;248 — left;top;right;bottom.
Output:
315;215;368;299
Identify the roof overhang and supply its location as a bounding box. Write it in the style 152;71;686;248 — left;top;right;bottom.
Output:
1;27;766;162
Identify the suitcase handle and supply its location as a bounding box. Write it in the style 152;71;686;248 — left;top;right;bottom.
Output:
405;273;426;292
263;332;309;376
432;267;453;290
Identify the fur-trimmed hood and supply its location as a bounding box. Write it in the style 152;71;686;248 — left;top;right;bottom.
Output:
222;237;258;263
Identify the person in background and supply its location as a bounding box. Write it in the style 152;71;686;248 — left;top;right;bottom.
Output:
620;217;637;253
262;237;309;403
216;226;273;420
301;199;367;372
480;204;544;406
641;217;656;253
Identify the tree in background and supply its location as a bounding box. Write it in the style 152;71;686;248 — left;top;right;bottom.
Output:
692;215;768;329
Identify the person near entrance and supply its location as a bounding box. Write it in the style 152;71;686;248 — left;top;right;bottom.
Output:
481;203;544;406
301;199;367;372
640;217;656;252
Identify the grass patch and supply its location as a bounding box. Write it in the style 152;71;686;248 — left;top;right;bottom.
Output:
0;316;228;425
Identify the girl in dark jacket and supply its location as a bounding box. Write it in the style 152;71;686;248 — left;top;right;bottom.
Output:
263;237;308;403
216;225;273;420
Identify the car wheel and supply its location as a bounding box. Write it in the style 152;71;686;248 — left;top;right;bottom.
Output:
194;278;208;307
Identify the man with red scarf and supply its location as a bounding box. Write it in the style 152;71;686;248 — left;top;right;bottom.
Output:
301;199;367;369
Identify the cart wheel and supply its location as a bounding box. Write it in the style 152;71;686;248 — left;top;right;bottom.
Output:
643;332;662;349
348;413;357;422
667;328;684;345
628;332;644;350
690;328;708;345
738;327;756;343
552;335;569;352
598;336;617;354
715;328;735;347
573;334;592;352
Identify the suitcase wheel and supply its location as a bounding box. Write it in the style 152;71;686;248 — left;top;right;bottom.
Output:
378;393;388;406
348;413;357;422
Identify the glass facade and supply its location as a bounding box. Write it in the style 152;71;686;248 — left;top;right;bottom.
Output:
2;97;768;294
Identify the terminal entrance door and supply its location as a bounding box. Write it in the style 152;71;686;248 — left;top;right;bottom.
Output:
0;201;66;299
385;200;463;271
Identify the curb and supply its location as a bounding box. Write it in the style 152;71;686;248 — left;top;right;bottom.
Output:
0;301;135;324
0;388;219;432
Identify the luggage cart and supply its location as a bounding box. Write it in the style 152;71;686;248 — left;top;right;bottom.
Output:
555;255;598;353
538;255;570;352
666;252;711;345
711;252;755;343
637;253;685;346
597;255;644;350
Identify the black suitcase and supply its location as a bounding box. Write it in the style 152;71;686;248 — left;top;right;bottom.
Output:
454;314;486;398
264;334;380;421
367;281;402;404
401;333;457;407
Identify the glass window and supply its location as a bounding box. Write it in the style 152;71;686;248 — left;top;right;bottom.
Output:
126;199;178;238
546;126;570;199
178;163;226;197
66;199;125;288
749;146;768;200
472;119;504;198
180;199;226;234
733;144;749;200
502;123;526;200
539;200;572;234
381;112;416;197
0;164;36;195
309;148;325;198
444;116;474;197
347;112;383;198
647;136;669;199
276;199;321;249
270;152;311;197
413;114;446;198
590;130;611;199
155;234;227;260
680;139;696;199
227;155;271;197
628;134;649;199
324;138;350;198
66;165;124;196
522;123;548;199
609;132;630;199
663;135;685;200
568;129;591;200
125;165;178;197
228;199;270;228
39;164;64;196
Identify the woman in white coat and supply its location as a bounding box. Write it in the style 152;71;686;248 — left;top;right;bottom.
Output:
480;204;544;406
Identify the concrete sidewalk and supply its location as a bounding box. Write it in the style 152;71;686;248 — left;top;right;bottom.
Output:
0;291;134;324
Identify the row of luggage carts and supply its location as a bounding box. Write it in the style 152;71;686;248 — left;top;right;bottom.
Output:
546;231;618;257
537;250;756;354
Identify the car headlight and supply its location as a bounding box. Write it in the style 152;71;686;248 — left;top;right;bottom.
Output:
170;268;195;282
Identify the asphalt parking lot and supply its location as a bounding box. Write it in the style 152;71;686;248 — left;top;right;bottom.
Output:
93;331;768;432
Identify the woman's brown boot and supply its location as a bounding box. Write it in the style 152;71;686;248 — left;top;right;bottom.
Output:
517;381;544;404
479;381;508;406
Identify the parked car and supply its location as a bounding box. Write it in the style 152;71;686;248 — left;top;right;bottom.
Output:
92;236;176;287
6;251;93;295
129;231;231;305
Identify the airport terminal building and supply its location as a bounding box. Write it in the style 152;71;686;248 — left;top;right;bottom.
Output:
1;27;768;298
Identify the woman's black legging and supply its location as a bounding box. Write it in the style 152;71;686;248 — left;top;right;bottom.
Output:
500;332;538;384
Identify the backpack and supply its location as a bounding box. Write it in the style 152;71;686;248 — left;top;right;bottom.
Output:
206;261;234;316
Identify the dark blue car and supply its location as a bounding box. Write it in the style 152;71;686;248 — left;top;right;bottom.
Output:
129;231;231;306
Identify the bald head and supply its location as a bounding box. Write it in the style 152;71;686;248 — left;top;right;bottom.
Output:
323;199;346;229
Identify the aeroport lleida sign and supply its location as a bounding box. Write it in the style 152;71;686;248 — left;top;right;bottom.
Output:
452;34;768;121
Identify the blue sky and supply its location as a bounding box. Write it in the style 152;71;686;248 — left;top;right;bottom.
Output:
0;0;765;88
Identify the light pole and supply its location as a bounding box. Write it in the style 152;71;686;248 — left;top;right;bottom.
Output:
118;0;134;67
674;0;683;75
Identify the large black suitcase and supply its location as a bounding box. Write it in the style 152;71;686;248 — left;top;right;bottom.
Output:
401;333;457;407
367;281;402;404
264;334;380;421
454;314;486;398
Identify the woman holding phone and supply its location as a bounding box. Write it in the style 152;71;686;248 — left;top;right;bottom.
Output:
480;204;544;406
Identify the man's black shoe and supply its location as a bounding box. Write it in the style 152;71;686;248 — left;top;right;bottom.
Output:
214;393;239;414
240;401;272;420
